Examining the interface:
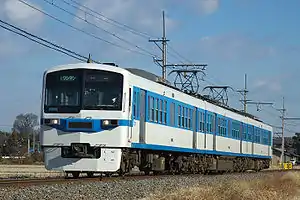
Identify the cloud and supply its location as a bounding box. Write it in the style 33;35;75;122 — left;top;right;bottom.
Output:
0;0;44;58
0;0;44;30
198;0;220;14
72;0;178;63
77;0;177;36
198;34;276;61
253;79;282;92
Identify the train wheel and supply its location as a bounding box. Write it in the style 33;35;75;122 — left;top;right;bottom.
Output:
71;171;80;178
87;172;94;178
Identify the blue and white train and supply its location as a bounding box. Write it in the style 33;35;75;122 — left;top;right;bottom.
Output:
40;63;273;178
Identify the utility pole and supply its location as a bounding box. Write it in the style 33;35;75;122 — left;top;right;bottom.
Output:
277;97;286;164
237;74;273;113
237;74;249;112
149;11;207;91
149;11;169;81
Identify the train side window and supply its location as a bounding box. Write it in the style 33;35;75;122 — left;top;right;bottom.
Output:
254;128;259;143
170;102;175;126
155;98;159;122
147;96;151;120
232;121;236;139
207;113;210;133
159;99;163;124
248;125;253;142
218;118;221;136
263;130;268;145
163;100;167;124
151;97;154;122
211;114;215;133
238;122;241;139
225;119;227;136
178;105;181;127
185;108;188;128
182;107;185;128
228;119;231;137
242;124;247;141
187;108;191;129
199;111;203;132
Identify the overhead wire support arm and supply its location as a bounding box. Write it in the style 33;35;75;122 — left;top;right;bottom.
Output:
246;101;274;111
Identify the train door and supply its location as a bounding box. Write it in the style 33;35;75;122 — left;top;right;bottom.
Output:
128;88;133;141
240;123;243;154
213;113;217;151
252;126;254;154
192;107;197;149
139;89;146;143
204;110;207;149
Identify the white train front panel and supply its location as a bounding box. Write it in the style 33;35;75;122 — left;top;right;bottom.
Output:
41;64;132;172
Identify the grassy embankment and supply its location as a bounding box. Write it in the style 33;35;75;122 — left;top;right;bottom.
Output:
148;172;300;200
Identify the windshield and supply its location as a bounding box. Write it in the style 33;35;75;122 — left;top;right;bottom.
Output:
44;69;123;113
83;70;123;110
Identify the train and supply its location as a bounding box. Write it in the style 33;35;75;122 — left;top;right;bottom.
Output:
40;62;273;178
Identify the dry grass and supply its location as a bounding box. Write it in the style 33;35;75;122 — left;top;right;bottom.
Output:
147;172;300;200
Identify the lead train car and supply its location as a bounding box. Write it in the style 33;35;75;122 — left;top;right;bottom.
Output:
41;63;272;178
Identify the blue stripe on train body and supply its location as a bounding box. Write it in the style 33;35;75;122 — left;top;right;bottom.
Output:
41;118;132;133
131;85;272;147
131;143;272;159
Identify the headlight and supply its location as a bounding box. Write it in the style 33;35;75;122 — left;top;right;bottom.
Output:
103;120;110;126
43;118;60;125
101;120;118;127
49;119;60;125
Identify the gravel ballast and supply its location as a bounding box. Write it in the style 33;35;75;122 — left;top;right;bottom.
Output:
0;171;292;200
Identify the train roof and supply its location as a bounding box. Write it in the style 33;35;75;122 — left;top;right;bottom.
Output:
125;67;263;123
45;63;264;123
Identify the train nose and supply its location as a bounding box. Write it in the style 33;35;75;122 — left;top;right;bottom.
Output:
61;143;101;158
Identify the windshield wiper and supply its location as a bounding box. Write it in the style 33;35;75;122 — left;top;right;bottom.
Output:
83;105;118;110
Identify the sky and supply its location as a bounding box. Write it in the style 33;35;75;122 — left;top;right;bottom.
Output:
0;0;299;136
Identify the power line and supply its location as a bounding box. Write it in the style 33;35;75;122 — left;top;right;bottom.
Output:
61;0;205;71
0;22;87;62
0;19;97;62
61;0;224;90
18;0;152;58
42;0;158;58
62;0;157;39
168;43;192;63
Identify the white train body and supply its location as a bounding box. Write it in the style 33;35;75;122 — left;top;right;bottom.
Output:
40;63;272;174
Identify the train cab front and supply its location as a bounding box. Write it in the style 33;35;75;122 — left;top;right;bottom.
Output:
40;66;129;173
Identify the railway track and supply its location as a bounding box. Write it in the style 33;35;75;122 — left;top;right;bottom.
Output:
0;168;298;188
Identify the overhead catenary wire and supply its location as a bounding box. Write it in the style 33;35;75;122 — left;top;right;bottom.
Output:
18;0;154;58
0;19;98;63
0;23;87;62
42;0;158;58
61;0;219;84
61;0;157;39
61;0;189;66
0;19;97;63
167;43;193;64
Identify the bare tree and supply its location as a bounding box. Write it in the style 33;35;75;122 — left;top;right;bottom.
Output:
12;113;38;154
